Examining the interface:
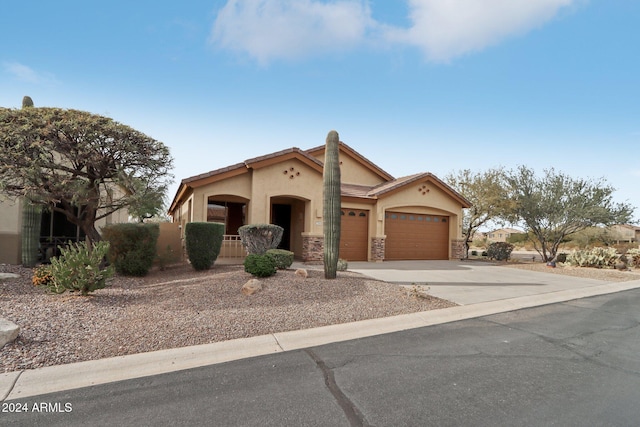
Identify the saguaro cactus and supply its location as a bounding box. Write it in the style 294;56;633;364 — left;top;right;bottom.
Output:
323;130;341;279
20;96;42;267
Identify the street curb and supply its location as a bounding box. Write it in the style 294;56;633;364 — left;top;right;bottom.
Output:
4;279;640;401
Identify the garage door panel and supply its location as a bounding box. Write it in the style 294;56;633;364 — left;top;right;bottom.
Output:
340;209;368;261
385;211;448;260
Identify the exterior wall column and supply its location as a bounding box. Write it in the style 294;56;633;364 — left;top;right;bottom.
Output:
301;235;324;262
451;238;465;260
370;237;385;262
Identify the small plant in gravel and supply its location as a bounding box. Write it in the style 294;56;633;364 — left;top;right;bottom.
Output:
266;249;294;270
337;258;348;271
244;253;277;277
46;241;114;295
32;264;54;287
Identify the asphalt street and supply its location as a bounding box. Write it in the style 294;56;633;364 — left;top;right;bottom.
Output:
4;288;640;427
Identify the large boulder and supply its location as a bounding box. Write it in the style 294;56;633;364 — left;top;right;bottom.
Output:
241;279;262;296
0;318;19;348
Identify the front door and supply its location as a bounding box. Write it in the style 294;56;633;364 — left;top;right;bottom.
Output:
271;204;292;250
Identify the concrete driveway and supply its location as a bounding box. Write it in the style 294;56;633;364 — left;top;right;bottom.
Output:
349;260;614;305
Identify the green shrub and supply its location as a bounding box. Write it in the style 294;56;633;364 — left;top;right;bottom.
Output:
266;249;294;269
471;250;478;256
555;253;568;263
486;242;514;261
102;223;159;276
238;224;283;255
185;222;224;270
46;241;114;295
566;247;619;268
244;253;277;277
337;258;348;271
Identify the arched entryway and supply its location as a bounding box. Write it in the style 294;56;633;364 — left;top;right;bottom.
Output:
270;196;308;259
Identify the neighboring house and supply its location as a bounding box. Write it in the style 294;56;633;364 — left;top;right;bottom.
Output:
168;142;471;262
607;224;640;243
0;195;129;264
487;228;523;243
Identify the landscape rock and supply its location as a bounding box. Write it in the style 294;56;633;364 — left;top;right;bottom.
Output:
0;272;20;283
0;318;20;348
241;279;262;296
294;268;308;279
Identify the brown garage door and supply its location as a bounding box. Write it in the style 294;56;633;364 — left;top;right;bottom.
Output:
384;211;449;260
339;209;368;261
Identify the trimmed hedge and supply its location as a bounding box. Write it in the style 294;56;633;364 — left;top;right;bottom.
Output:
486;242;514;261
238;224;283;255
185;222;224;270
266;249;294;270
102;223;159;276
244;253;277;277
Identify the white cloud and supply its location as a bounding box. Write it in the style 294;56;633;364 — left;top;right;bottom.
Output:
209;0;577;64
210;0;375;64
386;0;576;62
3;61;56;84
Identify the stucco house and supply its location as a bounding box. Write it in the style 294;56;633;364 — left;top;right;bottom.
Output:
486;228;524;243
0;195;129;264
607;224;640;243
168;141;471;262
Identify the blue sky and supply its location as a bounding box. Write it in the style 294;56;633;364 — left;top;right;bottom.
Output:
1;1;638;221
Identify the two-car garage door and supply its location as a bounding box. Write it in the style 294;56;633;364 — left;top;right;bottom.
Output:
384;211;449;260
338;209;450;261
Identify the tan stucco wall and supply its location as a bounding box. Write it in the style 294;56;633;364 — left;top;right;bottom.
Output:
0;196;22;264
0;195;22;234
250;159;324;236
310;149;386;186
193;172;252;223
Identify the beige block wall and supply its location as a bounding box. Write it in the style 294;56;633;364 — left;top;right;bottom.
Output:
0;196;22;264
310;150;386;186
250;159;324;235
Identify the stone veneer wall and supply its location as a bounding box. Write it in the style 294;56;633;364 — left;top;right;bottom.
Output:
451;239;466;260
302;236;324;262
371;237;385;262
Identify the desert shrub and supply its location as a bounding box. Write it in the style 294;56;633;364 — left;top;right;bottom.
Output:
244;253;277;277
266;249;294;270
102;223;159;276
555;253;568;263
185;222;224;271
470;250;478;256
32;264;54;287
486;242;514;261
46;241;114;295
337;258;348;271
566;247;619;268
623;248;640;268
238;224;283;255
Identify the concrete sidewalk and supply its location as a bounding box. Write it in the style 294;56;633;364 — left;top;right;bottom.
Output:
4;261;640;401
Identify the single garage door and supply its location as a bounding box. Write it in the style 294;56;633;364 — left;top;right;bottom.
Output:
340;209;368;261
384;211;449;260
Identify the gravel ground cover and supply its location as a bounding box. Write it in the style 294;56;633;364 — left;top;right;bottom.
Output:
2;261;638;374
0;263;454;373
